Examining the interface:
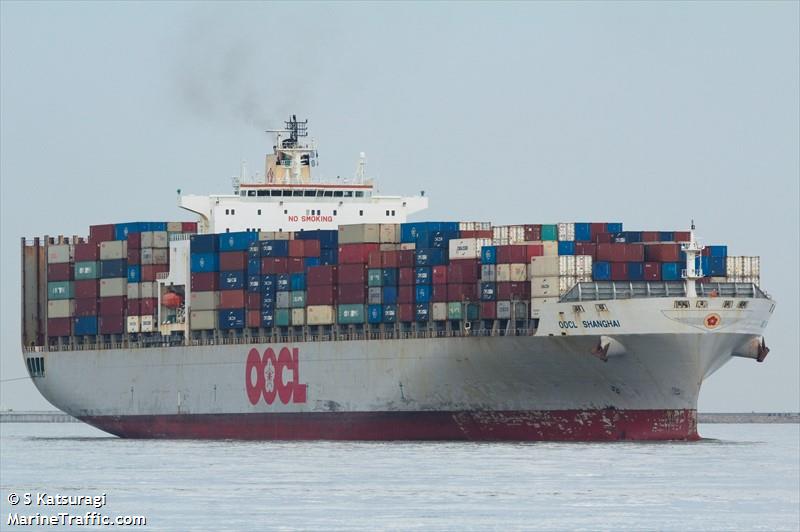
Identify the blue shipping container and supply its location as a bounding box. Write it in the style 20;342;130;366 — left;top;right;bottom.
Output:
382;286;398;304
659;231;674;242
261;274;277;291
219;270;245;290
304;257;321;268
247;275;261;292
662;263;682;281
480;282;496;301
261;291;275;306
114;222;142;240
708;256;726;276
290;273;306;291
190;253;218;273
218;231;258;252
383;304;397;323
574;223;592;242
707;245;728;257
415;285;431;303
415;267;431;284
593;262;612;281
415;304;430;322
260;240;289;257
100;259;126;278
481;246;497;265
219;309;246;329
415;248;446;266
382;268;398;286
127;265;141;283
320;248;338;265
260;308;274;328
607;222;623;233
624;231;642;243
276;273;290;291
628;262;644;281
558;241;575;256
190;234;218;254
368;304;383;324
247;258;261;275
73;316;97;335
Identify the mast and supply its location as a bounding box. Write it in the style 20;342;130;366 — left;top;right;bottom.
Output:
682;219;704;298
265;115;317;185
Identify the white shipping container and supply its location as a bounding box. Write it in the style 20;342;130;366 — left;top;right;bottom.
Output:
530;257;560;277
47;244;72;264
100;240;126;260
127;316;141;333
379;243;400;251
259;231;292;241
153;231;169;248
167;221;183;232
493;226;509;240
291;308;305;326
379;224;400;243
141;248;168;265
127;282;141;300
99;278;126;297
542;241;558;256
508;225;525;243
47;300;74;319
459;222;474;231
575;255;593;277
276;291;290;309
558;223;575;242
497;300;512;319
496;264;511;282
368;287;382;304
190;310;217;330
509;263;527;282
339;223;380;244
449;238;491;260
140;281;157;299
481;264;496;282
140;315;154;332
531;277;559;297
190;291;219;311
306;305;335;325
432;302;448;321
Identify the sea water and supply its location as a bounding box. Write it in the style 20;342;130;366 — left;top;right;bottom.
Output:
1;423;797;531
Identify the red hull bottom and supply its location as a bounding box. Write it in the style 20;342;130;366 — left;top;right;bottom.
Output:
81;409;699;441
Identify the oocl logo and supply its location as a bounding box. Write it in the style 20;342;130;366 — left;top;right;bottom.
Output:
704;313;721;329
245;347;308;406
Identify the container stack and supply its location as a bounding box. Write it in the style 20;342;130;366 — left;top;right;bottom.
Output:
46;242;74;338
725;256;760;285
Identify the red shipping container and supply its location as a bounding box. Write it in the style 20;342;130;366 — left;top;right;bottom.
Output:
74;242;100;261
74;298;98;317
496;245;528;264
625;244;644;262
526;244;544;261
47;263;72;281
247;310;260;328
261;257;288;274
182;221;198;233
673;231;690;242
524;224;542;241
307;265;337;286
481;301;497;319
432;266;448;284
74;280;99;299
288;257;304;273
447;260;479;283
645;243;680;262
338;243;379;264
288;240;304;257
48;317;71;336
594;233;614;244
191;272;218;291
128;232;142;249
397;285;414;304
447;283;478;301
398;250;415;268
219;251;247;271
432;284;448;302
247;293;261;310
89;224;115;243
303;239;320;257
398;303;414;322
382;250;399;268
575;243;597;259
368;251;383;269
337;283;365;304
590;223;607;240
399;268;414;286
643;262;661;281
99;296;126;316
307;285;336;305
99;315;124;334
597;243;626;262
641;231;660;243
127;248;141;264
338;264;367;284
126;299;140;316
497;282;530;300
141;265;169;281
611;263;629;281
140;298;157;315
219;290;245;309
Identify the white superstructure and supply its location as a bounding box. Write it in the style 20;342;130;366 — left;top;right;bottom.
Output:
179;116;428;234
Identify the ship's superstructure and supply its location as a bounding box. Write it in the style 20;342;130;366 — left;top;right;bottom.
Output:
20;117;775;441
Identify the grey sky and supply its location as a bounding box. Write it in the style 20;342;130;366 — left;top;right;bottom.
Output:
1;2;797;412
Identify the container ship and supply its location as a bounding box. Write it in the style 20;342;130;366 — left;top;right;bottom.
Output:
20;116;774;441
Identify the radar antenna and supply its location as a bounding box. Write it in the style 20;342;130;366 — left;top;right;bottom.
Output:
266;115;316;184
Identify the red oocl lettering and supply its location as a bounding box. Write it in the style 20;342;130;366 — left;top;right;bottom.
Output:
246;346;308;406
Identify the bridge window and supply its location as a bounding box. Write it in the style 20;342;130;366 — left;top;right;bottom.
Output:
333;210;337;216
386;210;390;216
323;191;333;197
304;190;316;197
248;190;256;196
359;210;364;216
257;190;268;197
282;190;292;197
316;210;321;215
271;190;282;197
391;210;395;216
284;210;288;214
293;190;303;197
344;191;353;197
334;191;343;197
258;209;261;215
231;209;235;215
225;209;229;215
356;191;364;197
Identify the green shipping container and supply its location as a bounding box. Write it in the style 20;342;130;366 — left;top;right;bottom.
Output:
541;224;558;241
367;269;383;287
74;261;99;280
338;304;365;324
290;291;306;308
275;309;291;327
47;281;73;300
465;303;480;321
447;302;463;320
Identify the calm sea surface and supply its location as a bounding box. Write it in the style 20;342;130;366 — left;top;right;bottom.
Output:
0;423;797;531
